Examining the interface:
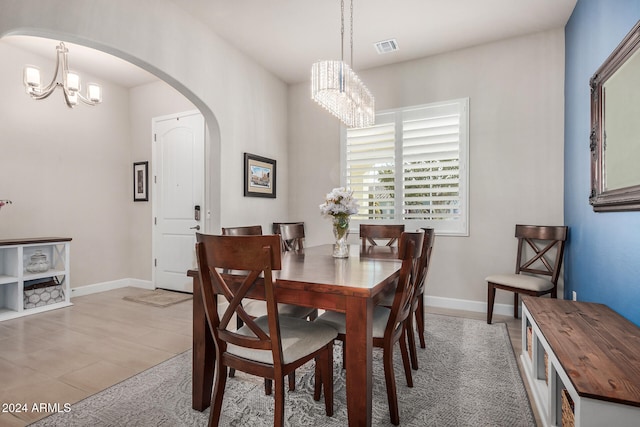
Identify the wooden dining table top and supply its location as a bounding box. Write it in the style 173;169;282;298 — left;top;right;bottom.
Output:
274;244;400;294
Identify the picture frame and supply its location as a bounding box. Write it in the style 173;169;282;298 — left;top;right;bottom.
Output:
133;161;149;202
244;153;276;198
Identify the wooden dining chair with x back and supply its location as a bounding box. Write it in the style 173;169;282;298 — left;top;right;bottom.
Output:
276;222;305;252
360;224;405;248
195;233;337;427
486;224;568;324
378;227;435;369
221;225;316;393
405;227;435;370
316;231;424;426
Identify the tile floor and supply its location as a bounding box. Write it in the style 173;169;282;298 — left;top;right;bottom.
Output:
0;287;536;426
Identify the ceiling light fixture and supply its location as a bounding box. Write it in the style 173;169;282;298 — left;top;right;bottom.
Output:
311;0;374;128
23;42;102;108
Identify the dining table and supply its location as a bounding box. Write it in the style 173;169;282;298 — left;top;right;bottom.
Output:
188;243;401;427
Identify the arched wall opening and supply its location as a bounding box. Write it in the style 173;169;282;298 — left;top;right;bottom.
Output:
0;29;222;290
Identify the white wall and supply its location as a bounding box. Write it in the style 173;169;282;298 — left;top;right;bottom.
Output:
0;0;290;289
289;29;566;308
0;41;132;287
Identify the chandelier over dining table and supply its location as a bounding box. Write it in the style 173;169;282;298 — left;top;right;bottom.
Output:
311;0;375;128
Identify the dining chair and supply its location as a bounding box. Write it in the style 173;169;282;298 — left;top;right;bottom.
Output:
405;227;435;369
274;222;319;322
221;225;316;393
276;222;305;252
375;227;434;370
195;233;337;427
486;224;568;324
360;224;405;247
316;231;424;425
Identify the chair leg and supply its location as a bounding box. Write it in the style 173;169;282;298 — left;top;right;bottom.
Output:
406;316;419;370
383;343;401;426
209;362;228;427
513;292;519;318
273;377;285;427
416;298;426;349
321;342;334;416
487;283;496;324
265;379;272;395
399;328;413;387
314;358;322;401
288;372;296;391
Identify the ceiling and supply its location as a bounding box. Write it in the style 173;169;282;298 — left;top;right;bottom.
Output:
4;0;576;87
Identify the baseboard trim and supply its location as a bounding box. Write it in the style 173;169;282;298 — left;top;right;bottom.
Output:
425;295;514;317
70;279;154;298
69;281;514;317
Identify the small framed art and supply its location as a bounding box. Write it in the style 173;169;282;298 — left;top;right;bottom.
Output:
244;153;276;198
133;161;149;202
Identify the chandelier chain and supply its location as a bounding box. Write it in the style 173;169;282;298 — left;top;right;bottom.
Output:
350;0;353;67
340;0;344;62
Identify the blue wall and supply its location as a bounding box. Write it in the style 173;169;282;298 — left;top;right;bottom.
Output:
565;0;640;326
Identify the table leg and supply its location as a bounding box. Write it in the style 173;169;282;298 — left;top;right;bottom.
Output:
192;275;215;411
345;295;373;426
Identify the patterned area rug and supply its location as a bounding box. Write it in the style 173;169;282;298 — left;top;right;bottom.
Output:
122;289;192;308
30;314;534;426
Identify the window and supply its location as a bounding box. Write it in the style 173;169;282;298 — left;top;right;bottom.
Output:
342;98;469;236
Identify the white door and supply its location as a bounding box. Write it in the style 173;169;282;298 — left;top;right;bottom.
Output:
152;111;204;293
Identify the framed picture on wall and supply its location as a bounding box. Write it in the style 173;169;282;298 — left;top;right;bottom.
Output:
244;153;276;198
133;161;149;202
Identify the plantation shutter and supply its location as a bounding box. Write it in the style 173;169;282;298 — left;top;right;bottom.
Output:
402;101;463;222
346;112;396;220
343;98;468;235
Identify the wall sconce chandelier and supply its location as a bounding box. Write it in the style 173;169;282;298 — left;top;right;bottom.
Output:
311;0;374;128
23;42;102;108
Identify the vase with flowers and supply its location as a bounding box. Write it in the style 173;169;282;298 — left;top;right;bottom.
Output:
319;187;359;258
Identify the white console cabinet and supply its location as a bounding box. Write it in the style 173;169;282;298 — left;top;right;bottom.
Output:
521;297;640;427
0;237;72;321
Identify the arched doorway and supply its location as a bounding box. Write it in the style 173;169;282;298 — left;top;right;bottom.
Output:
0;34;220;292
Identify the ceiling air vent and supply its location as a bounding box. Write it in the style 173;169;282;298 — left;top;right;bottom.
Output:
374;39;399;54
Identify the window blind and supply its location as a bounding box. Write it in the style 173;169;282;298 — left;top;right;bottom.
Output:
344;98;469;235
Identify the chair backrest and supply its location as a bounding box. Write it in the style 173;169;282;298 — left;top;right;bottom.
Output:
360;224;405;247
274;222;305;252
414;228;435;298
386;231;423;338
221;225;263;236
514;224;568;285
195;233;285;364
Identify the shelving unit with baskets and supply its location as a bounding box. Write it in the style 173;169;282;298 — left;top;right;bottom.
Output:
521;296;640;427
0;237;72;321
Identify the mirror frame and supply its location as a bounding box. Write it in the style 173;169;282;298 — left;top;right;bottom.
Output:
590;20;640;212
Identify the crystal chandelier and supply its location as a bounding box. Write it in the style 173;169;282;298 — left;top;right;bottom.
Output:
23;42;102;108
311;0;374;128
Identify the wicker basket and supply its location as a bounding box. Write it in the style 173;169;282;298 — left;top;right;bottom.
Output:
23;277;64;309
527;326;533;360
561;389;575;427
544;352;549;384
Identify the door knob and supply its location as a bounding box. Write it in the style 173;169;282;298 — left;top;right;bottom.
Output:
190;225;201;230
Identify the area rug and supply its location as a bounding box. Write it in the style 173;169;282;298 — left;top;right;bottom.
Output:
29;314;535;426
122;289;192;308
